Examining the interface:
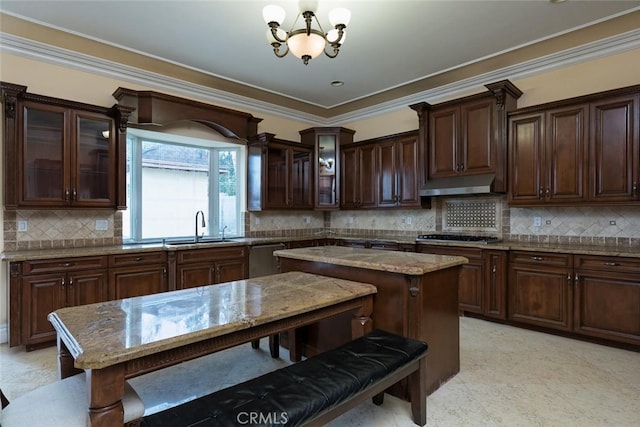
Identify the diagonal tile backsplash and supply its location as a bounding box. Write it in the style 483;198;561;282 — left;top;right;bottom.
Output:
3;196;640;249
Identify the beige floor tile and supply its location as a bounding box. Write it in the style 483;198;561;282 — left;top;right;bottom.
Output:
1;318;638;426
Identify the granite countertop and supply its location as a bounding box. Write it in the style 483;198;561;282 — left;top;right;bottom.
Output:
274;245;469;275
47;271;377;369
2;234;639;262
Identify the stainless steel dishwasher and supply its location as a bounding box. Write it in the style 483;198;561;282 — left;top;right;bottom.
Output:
249;243;285;278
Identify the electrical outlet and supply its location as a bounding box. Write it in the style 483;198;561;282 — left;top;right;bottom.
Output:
610;220;617;226
95;219;108;231
533;216;542;227
17;220;27;232
255;217;260;225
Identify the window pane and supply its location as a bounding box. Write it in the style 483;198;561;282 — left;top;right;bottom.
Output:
141;141;210;240
218;150;237;236
122;137;132;240
125;128;243;244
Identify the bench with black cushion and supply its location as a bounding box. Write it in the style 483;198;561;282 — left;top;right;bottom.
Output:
141;329;427;427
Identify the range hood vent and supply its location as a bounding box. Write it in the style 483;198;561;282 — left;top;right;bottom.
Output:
420;173;496;197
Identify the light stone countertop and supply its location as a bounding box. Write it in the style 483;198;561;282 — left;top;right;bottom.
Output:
47;271;377;369
2;235;639;262
274;245;469;275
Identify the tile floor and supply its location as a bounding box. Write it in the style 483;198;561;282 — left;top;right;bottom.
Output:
1;317;638;426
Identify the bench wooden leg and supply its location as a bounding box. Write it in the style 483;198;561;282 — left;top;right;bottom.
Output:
409;356;427;426
372;392;384;405
250;339;260;349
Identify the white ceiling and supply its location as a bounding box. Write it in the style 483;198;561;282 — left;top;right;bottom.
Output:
1;0;639;114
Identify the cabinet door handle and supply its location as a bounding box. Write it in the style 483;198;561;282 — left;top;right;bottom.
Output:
603;262;619;266
72;188;77;201
61;278;65;287
567;273;572;282
531;256;544;261
538;187;543;199
633;182;637;195
545;188;550;198
68;277;73;287
64;189;70;201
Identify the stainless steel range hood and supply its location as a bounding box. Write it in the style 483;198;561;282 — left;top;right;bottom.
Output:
419;173;495;197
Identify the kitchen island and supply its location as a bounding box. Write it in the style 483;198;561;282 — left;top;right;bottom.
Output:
274;245;468;397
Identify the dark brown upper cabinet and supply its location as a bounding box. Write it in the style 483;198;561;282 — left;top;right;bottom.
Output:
341;131;426;209
247;133;314;211
300;127;354;210
411;80;522;193
1;82;134;209
509;85;639;206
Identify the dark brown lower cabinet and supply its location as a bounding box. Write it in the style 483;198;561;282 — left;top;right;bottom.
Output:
508;251;573;331
416;245;506;318
573;255;640;346
509;251;640;347
10;256;109;348
108;251;168;300
483;250;508;320
175;246;248;290
21;270;108;348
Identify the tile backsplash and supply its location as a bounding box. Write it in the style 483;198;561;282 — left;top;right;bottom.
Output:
3;210;121;250
509;205;640;245
4;196;640;249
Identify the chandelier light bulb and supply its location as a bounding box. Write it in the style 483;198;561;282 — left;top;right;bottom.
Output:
263;4;286;24
298;0;319;13
329;7;351;27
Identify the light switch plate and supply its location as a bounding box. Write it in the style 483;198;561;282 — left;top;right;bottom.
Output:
17;220;27;232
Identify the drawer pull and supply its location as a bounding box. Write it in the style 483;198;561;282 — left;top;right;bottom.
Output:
136;257;143;261
603;262;619;266
60;262;72;267
530;256;544;261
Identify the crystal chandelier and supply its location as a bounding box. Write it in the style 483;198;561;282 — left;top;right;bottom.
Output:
262;3;351;65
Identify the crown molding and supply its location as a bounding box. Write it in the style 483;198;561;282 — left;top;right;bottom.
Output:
2;28;640;127
326;28;640;126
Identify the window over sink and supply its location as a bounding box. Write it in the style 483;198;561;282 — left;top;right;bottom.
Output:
124;127;245;243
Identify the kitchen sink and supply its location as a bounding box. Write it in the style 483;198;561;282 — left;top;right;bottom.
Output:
164;238;241;247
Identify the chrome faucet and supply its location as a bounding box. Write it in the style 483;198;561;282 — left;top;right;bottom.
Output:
195;210;206;242
221;225;228;241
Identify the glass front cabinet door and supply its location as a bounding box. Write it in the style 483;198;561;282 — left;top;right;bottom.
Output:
300;127;355;210
19;104;116;207
1;82;126;209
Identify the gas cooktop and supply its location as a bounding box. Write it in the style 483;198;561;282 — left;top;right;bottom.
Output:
416;234;501;244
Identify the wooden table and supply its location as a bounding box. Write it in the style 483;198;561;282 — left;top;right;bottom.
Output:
274;246;468;397
48;271;376;427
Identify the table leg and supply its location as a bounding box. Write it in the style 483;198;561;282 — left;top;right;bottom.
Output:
57;336;82;379
86;364;126;427
288;328;303;362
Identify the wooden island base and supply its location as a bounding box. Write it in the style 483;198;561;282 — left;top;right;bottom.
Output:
275;246;466;398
